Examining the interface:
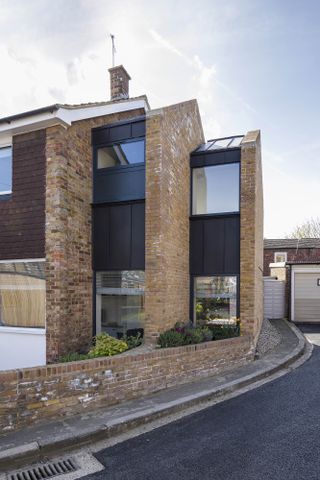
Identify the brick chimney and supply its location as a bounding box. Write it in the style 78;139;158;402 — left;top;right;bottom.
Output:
108;65;131;100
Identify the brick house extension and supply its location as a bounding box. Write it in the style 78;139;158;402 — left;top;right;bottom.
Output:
0;65;264;371
264;238;320;276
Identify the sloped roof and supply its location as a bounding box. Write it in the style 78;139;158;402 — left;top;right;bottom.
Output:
264;238;320;249
192;135;244;154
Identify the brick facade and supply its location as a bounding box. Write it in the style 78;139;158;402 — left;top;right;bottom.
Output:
0;130;46;260
240;131;264;342
144;101;204;341
0;334;253;433
45;108;145;361
264;248;320;276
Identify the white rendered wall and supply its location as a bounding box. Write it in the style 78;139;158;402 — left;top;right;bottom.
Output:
0;327;46;371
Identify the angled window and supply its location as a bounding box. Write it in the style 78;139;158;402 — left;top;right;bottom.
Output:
0;146;12;195
97;139;145;169
192;163;240;215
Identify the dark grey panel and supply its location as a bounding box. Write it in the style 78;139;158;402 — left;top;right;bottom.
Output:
131;203;145;269
190;149;241;168
109;205;131;269
190;215;240;275
94;166;145;203
92;118;146;146
93;201;145;271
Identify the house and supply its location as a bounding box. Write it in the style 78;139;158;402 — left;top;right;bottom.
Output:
0;65;264;371
264;238;320;276
264;238;320;322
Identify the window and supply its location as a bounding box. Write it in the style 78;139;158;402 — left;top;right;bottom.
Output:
96;270;145;338
0;146;12;195
97;139;145;169
274;252;287;263
0;261;45;328
194;276;237;325
192;163;239;215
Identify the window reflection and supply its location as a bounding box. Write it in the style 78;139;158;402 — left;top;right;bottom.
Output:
195;276;237;325
97;139;145;169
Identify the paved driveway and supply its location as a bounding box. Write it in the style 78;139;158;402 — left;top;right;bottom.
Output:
83;327;320;480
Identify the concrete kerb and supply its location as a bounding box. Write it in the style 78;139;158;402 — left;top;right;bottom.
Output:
0;320;311;473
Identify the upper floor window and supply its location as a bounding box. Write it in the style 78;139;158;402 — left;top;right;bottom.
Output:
274;252;287;263
97;139;145;169
192;162;240;215
0;146;12;195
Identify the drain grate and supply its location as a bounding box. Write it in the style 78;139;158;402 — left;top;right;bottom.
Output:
8;459;78;480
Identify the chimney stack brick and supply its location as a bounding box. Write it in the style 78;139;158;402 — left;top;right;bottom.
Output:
108;65;131;100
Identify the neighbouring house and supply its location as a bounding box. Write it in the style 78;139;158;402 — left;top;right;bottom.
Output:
263;238;320;322
0;65;263;373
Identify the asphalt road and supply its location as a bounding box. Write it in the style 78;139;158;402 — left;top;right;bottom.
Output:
83;325;320;480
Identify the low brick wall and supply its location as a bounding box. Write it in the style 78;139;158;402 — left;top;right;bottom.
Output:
0;336;253;433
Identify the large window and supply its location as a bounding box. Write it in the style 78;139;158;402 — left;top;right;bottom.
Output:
96;270;145;338
0;146;12;195
192;163;239;215
194;276;237;325
97;139;145;169
0;261;45;328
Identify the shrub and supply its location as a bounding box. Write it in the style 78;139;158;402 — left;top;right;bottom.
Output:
88;333;128;358
209;320;241;340
58;352;90;363
158;329;186;348
122;332;143;349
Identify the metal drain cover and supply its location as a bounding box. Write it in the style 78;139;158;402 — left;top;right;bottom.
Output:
8;459;78;480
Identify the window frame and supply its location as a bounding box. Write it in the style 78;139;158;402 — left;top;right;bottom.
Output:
0;145;13;197
94;136;146;172
274;251;287;263
191;273;240;325
0;258;46;331
190;161;241;218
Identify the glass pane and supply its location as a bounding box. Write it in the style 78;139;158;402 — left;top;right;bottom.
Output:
195;276;237;325
0;147;12;193
97;139;145;169
0;261;45;328
96;271;145;338
208;138;232;150
229;136;243;147
192;163;239;214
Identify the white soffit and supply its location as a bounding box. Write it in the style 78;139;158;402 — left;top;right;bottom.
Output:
0;99;148;140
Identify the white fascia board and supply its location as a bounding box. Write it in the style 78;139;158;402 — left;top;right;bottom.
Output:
0;99;148;140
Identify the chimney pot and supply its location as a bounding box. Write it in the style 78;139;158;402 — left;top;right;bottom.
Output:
108;65;131;100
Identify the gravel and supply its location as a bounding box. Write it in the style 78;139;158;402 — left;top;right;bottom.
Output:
256;318;282;356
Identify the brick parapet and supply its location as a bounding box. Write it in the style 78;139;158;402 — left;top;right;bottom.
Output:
0;335;253;433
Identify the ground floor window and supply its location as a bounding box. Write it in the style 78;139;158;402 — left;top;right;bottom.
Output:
0;260;45;328
96;270;145;338
194;276;237;325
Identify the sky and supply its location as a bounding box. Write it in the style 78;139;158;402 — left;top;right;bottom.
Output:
0;0;319;238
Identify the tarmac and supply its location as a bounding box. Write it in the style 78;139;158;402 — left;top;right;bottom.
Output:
0;319;312;473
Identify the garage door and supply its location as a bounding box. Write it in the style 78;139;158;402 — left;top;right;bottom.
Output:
294;272;320;322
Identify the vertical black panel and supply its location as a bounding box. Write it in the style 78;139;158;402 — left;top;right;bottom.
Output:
224;216;240;273
93;207;108;269
190;220;203;273
109;205;131;269
131;203;145;269
203;217;225;274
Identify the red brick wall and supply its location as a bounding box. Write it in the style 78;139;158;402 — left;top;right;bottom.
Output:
0;335;253;433
0;130;46;260
263;248;320;276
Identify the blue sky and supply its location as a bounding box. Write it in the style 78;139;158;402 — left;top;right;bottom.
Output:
0;0;319;237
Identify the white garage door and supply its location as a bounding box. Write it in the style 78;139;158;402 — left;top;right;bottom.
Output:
294;272;320;323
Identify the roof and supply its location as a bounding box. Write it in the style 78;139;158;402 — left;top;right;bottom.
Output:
287;260;320;265
0;95;150;125
264;238;320;249
192;135;244;154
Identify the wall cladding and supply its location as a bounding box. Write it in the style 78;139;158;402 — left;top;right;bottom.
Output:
0;130;46;260
93;201;145;270
190;215;240;275
0;335;253;434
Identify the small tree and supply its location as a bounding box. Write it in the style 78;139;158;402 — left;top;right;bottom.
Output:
286;217;320;239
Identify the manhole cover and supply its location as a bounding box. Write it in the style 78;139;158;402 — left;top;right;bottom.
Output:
8;459;78;480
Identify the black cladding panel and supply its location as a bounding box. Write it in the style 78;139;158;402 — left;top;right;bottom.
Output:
190;215;240;275
93;202;145;271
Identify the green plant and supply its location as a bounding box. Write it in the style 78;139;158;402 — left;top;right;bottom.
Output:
88;333;128;358
58;352;90;363
158;329;186;348
184;327;204;344
122;332;143;349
